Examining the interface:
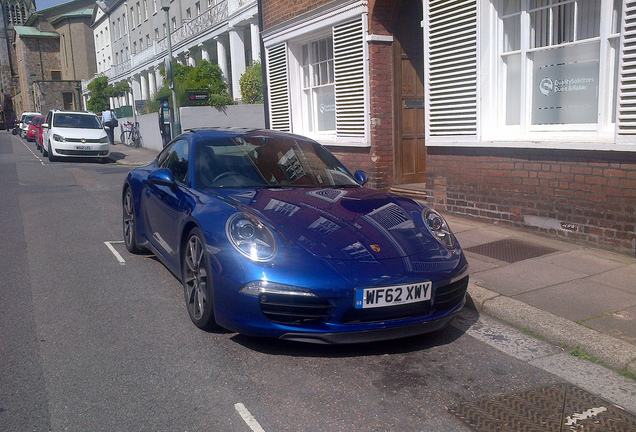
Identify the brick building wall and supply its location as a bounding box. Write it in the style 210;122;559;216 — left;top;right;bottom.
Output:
261;0;333;29
425;148;636;256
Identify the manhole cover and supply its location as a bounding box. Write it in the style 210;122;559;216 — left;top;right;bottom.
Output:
465;238;559;263
448;383;636;431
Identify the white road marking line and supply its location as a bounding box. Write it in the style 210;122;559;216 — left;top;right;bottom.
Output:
19;139;45;165
235;403;266;432
105;241;126;264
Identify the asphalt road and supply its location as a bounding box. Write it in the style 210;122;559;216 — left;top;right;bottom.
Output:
1;132;633;431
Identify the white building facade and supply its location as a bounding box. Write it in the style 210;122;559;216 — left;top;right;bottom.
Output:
89;0;260;110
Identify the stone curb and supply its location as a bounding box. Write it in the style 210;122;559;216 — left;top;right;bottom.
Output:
466;283;636;375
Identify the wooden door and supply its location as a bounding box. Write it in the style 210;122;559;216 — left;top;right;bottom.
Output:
393;0;426;185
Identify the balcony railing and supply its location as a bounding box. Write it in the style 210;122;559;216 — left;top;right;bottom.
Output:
157;1;228;53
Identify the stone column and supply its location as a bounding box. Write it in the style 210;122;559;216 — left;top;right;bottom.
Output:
200;43;210;62
229;26;246;101
250;20;261;64
148;67;157;96
187;48;196;66
216;35;229;86
155;67;164;90
140;72;149;101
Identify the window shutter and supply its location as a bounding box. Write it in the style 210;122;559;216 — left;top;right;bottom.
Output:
617;0;636;142
425;0;478;137
333;17;366;137
266;43;290;132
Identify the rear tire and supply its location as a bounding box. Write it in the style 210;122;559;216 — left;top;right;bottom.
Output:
122;188;144;254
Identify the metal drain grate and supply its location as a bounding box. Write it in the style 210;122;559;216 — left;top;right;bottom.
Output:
448;383;636;432
465;238;559;263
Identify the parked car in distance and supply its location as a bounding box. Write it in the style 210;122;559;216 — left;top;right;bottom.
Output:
122;128;469;344
41;110;110;163
18;112;41;138
26;116;43;142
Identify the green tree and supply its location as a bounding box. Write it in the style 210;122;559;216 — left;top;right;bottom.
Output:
240;62;263;104
159;60;234;108
86;77;132;113
86;76;110;113
108;81;130;99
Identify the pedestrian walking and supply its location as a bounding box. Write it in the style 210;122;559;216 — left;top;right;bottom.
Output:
102;109;118;145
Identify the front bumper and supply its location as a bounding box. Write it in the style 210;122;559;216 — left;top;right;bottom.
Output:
51;141;110;158
278;300;464;344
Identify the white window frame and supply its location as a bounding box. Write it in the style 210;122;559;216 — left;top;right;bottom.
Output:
425;0;635;152
490;0;620;141
263;0;369;147
290;33;336;139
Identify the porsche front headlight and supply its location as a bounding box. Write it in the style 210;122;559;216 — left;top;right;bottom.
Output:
226;213;277;262
423;208;456;250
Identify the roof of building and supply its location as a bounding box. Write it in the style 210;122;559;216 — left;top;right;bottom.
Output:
13;26;59;38
50;8;94;25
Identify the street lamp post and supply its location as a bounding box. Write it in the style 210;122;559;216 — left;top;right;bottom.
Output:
161;0;181;138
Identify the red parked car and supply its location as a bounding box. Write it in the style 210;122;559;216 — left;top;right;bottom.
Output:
26;116;43;143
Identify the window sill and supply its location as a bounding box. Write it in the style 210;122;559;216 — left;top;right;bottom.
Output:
426;138;636;152
308;135;370;148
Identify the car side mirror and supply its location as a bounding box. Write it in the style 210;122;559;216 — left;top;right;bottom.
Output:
354;170;368;186
42;123;49;128
149;168;177;191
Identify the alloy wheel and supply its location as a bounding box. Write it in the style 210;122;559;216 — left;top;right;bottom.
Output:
184;234;209;321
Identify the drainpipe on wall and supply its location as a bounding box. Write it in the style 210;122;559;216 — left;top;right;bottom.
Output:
256;0;269;129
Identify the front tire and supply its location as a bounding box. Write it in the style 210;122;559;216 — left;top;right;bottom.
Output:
183;228;216;330
122;188;144;254
47;145;57;162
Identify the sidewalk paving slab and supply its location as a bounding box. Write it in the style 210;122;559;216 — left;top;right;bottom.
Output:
446;213;636;375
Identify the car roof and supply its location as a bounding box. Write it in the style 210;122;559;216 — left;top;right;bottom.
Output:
185;128;317;142
51;110;97;116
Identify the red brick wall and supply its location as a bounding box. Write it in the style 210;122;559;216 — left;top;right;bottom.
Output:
328;146;376;178
261;0;334;29
367;38;394;189
425;147;636;256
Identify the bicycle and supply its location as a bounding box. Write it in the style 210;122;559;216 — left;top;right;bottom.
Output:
120;121;143;148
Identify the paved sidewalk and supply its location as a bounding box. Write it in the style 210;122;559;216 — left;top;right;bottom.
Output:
446;213;636;375
109;144;636;375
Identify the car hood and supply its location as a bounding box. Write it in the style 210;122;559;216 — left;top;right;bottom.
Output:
52;128;107;139
215;187;454;261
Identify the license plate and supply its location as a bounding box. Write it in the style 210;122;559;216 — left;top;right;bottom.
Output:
355;281;432;309
76;145;91;150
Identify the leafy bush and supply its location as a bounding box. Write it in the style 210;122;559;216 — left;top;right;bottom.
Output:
240;62;263;104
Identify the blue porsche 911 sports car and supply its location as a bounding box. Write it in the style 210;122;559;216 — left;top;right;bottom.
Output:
122;128;469;343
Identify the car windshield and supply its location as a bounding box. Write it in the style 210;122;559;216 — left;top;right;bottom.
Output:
195;135;360;189
52;114;102;129
23;115;37;124
31;117;42;126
